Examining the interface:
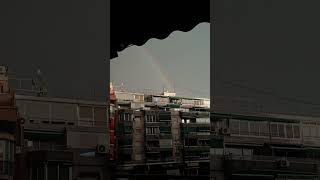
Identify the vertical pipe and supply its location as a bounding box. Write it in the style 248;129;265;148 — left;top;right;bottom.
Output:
57;164;60;180
69;166;72;180
44;163;48;180
29;167;32;180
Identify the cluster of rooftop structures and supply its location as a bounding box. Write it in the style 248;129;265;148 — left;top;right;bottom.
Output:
109;82;211;178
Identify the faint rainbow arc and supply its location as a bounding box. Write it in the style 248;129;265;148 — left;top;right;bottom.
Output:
140;47;174;92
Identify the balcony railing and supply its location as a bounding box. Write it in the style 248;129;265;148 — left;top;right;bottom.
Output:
0;161;14;176
25;115;108;127
224;154;320;164
24;144;69;152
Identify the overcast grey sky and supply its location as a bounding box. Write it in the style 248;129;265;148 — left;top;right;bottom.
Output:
111;23;210;99
1;0;108;101
213;0;320;116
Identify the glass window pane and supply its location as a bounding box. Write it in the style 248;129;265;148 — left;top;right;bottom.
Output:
311;126;317;137
278;124;285;138
260;122;269;136
240;121;249;135
79;106;93;119
249;121;259;136
286;124;293;138
293;125;300;138
229;119;239;135
0;140;3;161
303;126;310;137
243;148;253;156
271;123;278;137
5;140;9;161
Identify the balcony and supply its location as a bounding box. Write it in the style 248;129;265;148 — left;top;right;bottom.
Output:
146;134;159;140
223;155;320;176
184;146;210;152
27;150;73;164
0;161;14;178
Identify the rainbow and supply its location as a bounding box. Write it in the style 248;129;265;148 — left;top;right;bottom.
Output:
140;46;174;92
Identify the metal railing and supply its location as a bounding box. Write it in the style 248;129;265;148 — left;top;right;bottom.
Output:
24;144;69;151
0;161;14;176
25;115;108;127
224;154;320;164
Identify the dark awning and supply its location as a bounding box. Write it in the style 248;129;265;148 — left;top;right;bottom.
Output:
111;1;210;59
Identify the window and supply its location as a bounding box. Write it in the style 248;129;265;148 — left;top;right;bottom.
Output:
293;125;300;138
229;119;239;135
120;113;132;121
286;124;293;138
303;126;310;137
260;122;269;137
146;127;159;135
271;123;279;137
146;115;157;123
310;126;317;137
0;140;14;176
0;141;3;163
239;121;249;135
249;121;259;136
278;124;285;138
79;106;93;119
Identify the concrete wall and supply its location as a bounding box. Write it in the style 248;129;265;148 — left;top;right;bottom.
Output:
67;129;108;150
171;111;183;162
132;111;145;162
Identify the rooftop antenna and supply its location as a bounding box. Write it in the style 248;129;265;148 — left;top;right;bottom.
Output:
120;82;125;92
33;68;48;97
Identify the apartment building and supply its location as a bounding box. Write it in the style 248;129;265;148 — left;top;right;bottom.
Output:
15;95;111;180
0;66;22;180
114;109;210;176
210;112;320;180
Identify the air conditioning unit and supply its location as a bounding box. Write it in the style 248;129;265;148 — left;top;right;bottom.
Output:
222;128;231;135
96;144;108;154
24;140;33;147
219;128;230;135
277;159;290;167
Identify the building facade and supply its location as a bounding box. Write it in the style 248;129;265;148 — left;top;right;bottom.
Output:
110;87;210;178
15;95;111;180
210;112;320;180
0;66;23;180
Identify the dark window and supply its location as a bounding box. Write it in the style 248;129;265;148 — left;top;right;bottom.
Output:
286;124;293;138
271;123;279;137
59;165;69;180
260;122;269;136
79;106;93;119
48;165;58;180
293;125;300;138
239;121;249;135
229;119;239;134
310;126;317;137
278;124;285;138
249;121;259;136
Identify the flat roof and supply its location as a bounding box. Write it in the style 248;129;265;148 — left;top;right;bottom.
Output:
211;112;320;123
15;95;107;106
